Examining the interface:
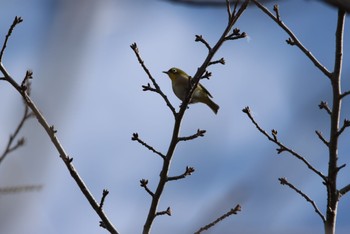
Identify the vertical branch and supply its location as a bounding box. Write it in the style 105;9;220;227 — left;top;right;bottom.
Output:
140;1;249;233
325;8;346;234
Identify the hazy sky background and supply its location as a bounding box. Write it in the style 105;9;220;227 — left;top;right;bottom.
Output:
0;0;349;233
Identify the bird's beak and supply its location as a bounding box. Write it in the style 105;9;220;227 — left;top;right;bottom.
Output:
163;71;168;74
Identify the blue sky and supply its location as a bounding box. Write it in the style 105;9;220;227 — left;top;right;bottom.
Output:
0;0;349;233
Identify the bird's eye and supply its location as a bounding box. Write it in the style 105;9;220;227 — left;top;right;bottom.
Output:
171;68;177;73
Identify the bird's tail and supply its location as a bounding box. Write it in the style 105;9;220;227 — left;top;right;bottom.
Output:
205;98;219;114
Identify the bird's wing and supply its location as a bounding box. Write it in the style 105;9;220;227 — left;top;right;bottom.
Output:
198;83;213;98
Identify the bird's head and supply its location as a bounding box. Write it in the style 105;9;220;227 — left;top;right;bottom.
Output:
163;67;188;81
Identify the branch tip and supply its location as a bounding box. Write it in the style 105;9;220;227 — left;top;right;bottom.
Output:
156;207;172;217
99;189;110;210
273;4;280;21
278;177;325;222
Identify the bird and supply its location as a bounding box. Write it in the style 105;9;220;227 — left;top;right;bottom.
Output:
163;67;219;114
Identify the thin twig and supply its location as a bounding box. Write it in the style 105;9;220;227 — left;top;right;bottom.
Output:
243;107;327;181
140;179;154;197
0;184;42;194
99;189;109;210
252;0;332;78
340;90;350;99
178;129;206;142
0;64;119;234
319;101;332;116
279;177;326;223
208;58;225;66
0;16;23;61
225;0;232;21
194;204;241;234
339;184;350;197
195;35;211;51
130;43;176;116
155;207;171;216
167;166;195;181
132;133;166;159
315;130;329;147
337;119;350;137
0;101;34;164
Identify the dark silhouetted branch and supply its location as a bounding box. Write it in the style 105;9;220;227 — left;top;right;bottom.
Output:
243;106;327;181
167;166;195;181
130;43;176;117
194;204;241;234
140;179;155;197
319;101;332;116
315;130;329;147
0;16;23;61
132;133;166;159
279;177;326;223
133;2;249;233
252;0;332;78
178;129;206;142
0;19;118;234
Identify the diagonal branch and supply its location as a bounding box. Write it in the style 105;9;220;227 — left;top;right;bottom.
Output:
0;99;34;165
339;184;350;197
315;130;329;147
243;107;327;181
319;101;332;116
252;0;332;78
130;43;176;116
140;179;155;197
194;204;241;234
132;133;166;159
279;177;326;223
0;63;119;234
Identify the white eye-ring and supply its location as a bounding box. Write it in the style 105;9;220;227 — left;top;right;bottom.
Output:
171;68;177;73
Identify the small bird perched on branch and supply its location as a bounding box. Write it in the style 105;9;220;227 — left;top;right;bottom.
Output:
163;67;219;114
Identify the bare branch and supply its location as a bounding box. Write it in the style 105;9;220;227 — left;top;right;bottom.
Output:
0;184;42;194
0;62;119;234
279;177;326;223
225;0;232;20
178;129;206;142
194;204;241;234
315;130;329;147
319;101;332;115
340;90;350;99
252;0;332;78
273;4;280;22
155;207;172;217
130;43;176;116
132;133;166;159
99;189;109;210
0;16;23;61
337;119;350;137
243;106;327;181
225;28;247;41
208;58;225;66
0;101;34;164
167;166;195;181
195;35;211;51
339;184;350;197
140;179;154;197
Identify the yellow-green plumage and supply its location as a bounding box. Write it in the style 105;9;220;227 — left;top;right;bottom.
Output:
163;67;219;114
